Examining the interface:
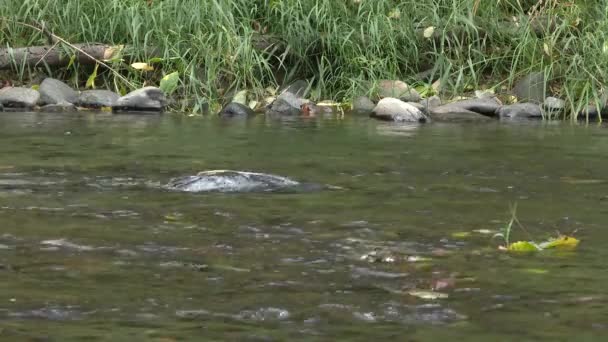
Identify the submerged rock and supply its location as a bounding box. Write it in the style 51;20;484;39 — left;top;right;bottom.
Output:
113;86;166;112
267;91;310;116
164;170;315;193
40;101;77;113
430;97;500;122
419;95;441;112
219;102;255;118
39;78;78;105
0;87;40;108
371;97;428;123
77;90;120;108
496;102;542;119
512;72;546;103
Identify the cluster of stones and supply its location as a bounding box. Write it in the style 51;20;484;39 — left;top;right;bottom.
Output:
352;73;606;123
0;78;166;113
215;73;604;123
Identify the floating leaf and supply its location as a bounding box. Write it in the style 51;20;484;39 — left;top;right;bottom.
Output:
408;290;449;300
522;268;549;274
159;71;180;95
85;64;99;89
452;232;471;238
131;62;154;71
507;241;540;252
539;235;580;250
473;229;495;235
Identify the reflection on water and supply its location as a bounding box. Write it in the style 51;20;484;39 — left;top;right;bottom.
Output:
0;112;608;340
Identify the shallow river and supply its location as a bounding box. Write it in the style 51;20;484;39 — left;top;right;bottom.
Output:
1;112;608;341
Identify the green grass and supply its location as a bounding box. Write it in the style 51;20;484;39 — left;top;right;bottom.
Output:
1;0;607;118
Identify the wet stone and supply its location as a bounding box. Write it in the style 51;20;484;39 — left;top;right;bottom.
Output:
0;87;40;108
352;96;375;115
39;78;78;105
113;86;167;112
40;101;77;113
219;102;255;118
77;90;120;108
371;97;428;123
496;102;542;119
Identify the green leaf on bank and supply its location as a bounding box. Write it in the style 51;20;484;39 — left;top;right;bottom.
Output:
86;64;99;89
159;71;179;95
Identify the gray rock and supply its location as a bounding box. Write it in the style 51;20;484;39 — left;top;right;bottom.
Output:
543;96;565;112
577;105;599;120
0;87;40;108
40;101;77;113
370;97;428;123
431;97;501;117
113;87;166;112
419;95;441;112
512;72;546;103
267;92;309;116
219;102;255;118
496;103;542;119
377;80;421;102
164;170;302;193
351;96;375;115
77;90;120;108
39;78;78;105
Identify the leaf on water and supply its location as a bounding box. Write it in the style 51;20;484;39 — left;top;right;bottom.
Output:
423;26;435;39
506;241;540;252
85;64;99;89
473;229;495;235
408;290;449;300
560;177;605;185
131;62;154;71
452;232;471;238
539;235;580;250
233;90;248;105
159;71;180;95
100;106;112;112
522;268;549;274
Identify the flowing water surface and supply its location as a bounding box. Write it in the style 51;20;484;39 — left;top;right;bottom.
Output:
1;112;608;341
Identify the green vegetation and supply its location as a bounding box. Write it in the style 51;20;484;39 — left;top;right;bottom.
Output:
1;0;607;116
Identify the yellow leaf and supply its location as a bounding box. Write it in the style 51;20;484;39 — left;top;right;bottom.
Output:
131;62;154;71
543;43;551;57
388;8;400;19
408;290;448;300
452;232;471;238
539;235;580;249
423;26;435;39
507;241;540;252
85;64;99;89
522;268;549;274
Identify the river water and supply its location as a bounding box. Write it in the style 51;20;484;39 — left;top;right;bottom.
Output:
1;112;608;341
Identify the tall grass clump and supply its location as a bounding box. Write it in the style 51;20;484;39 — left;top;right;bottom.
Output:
0;0;607;117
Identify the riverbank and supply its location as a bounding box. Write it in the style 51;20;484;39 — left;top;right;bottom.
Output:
1;0;606;119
